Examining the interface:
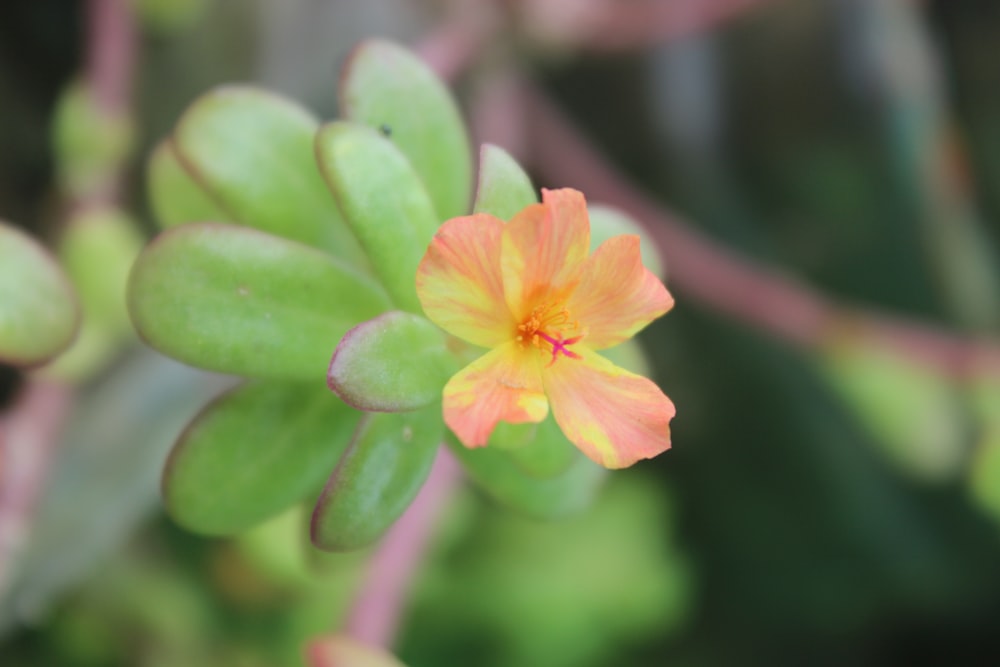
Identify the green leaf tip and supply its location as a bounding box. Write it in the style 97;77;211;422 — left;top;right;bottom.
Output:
170;85;365;264
311;407;443;551
147;138;230;229
163;380;361;535
327;311;458;412
315;121;440;313
0;221;81;367
340;39;472;220
473;144;538;220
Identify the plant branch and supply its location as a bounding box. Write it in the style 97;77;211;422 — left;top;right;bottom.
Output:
0;382;73;599
518;0;774;52
0;0;137;605
86;0;136;118
341;448;462;649
416;0;502;83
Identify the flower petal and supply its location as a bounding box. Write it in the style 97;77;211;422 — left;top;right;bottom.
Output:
444;342;548;447
416;213;514;347
543;347;674;469
567;235;674;349
501;188;590;321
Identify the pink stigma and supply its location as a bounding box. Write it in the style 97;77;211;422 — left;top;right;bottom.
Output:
537;332;583;367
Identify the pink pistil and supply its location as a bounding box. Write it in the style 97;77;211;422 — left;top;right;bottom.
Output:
537;332;583;366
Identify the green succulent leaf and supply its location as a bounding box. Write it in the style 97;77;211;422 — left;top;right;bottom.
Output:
600;339;653;377
340;39;472;219
588;204;665;279
147;139;230;229
59;206;143;336
508;416;579;479
44;207;144;380
447;433;606;519
52;80;134;200
164;380;360;535
819;340;965;482
487;421;539;452
328;311;459;412
128;223;391;379
0;221;80;366
970;427;1000;522
172;86;365;264
311;407;443;551
473;144;538;220
316;121;440;312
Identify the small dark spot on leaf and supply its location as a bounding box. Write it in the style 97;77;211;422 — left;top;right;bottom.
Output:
379;124;392;137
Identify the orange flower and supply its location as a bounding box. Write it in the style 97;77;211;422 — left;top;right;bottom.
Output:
416;188;675;468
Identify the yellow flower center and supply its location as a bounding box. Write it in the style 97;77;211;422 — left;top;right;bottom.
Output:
514;300;584;365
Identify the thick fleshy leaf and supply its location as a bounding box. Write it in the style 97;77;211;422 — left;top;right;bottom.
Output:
128;223;391;379
340;39;472;219
543;347;674;469
59;206;142;335
45;207;143;381
163;381;360;535
444;343;548;448
473;144;538;220
508;415;579;479
328;311;459;412
820;341;965;481
311;408;443;551
0;222;80;366
487;421;538;451
567;235;674;350
147;139;230;229
52;80;133;199
587;204;665;278
173;86;364;263
446;434;605;519
970;427;1000;522
316;121;440;313
600;338;653;377
416;213;513;347
502;188;590;321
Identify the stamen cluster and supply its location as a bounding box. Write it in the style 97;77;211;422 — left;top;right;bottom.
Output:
515;301;584;365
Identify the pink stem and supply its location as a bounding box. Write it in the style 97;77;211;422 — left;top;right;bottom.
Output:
342;448;462;648
415;0;501;83
82;0;136;206
86;0;136;117
0;382;73;597
578;0;774;52
0;0;135;601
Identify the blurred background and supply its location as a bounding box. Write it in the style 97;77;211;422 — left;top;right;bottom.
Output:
3;0;1000;665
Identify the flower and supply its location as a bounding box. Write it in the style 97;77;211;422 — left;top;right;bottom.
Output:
415;188;675;469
